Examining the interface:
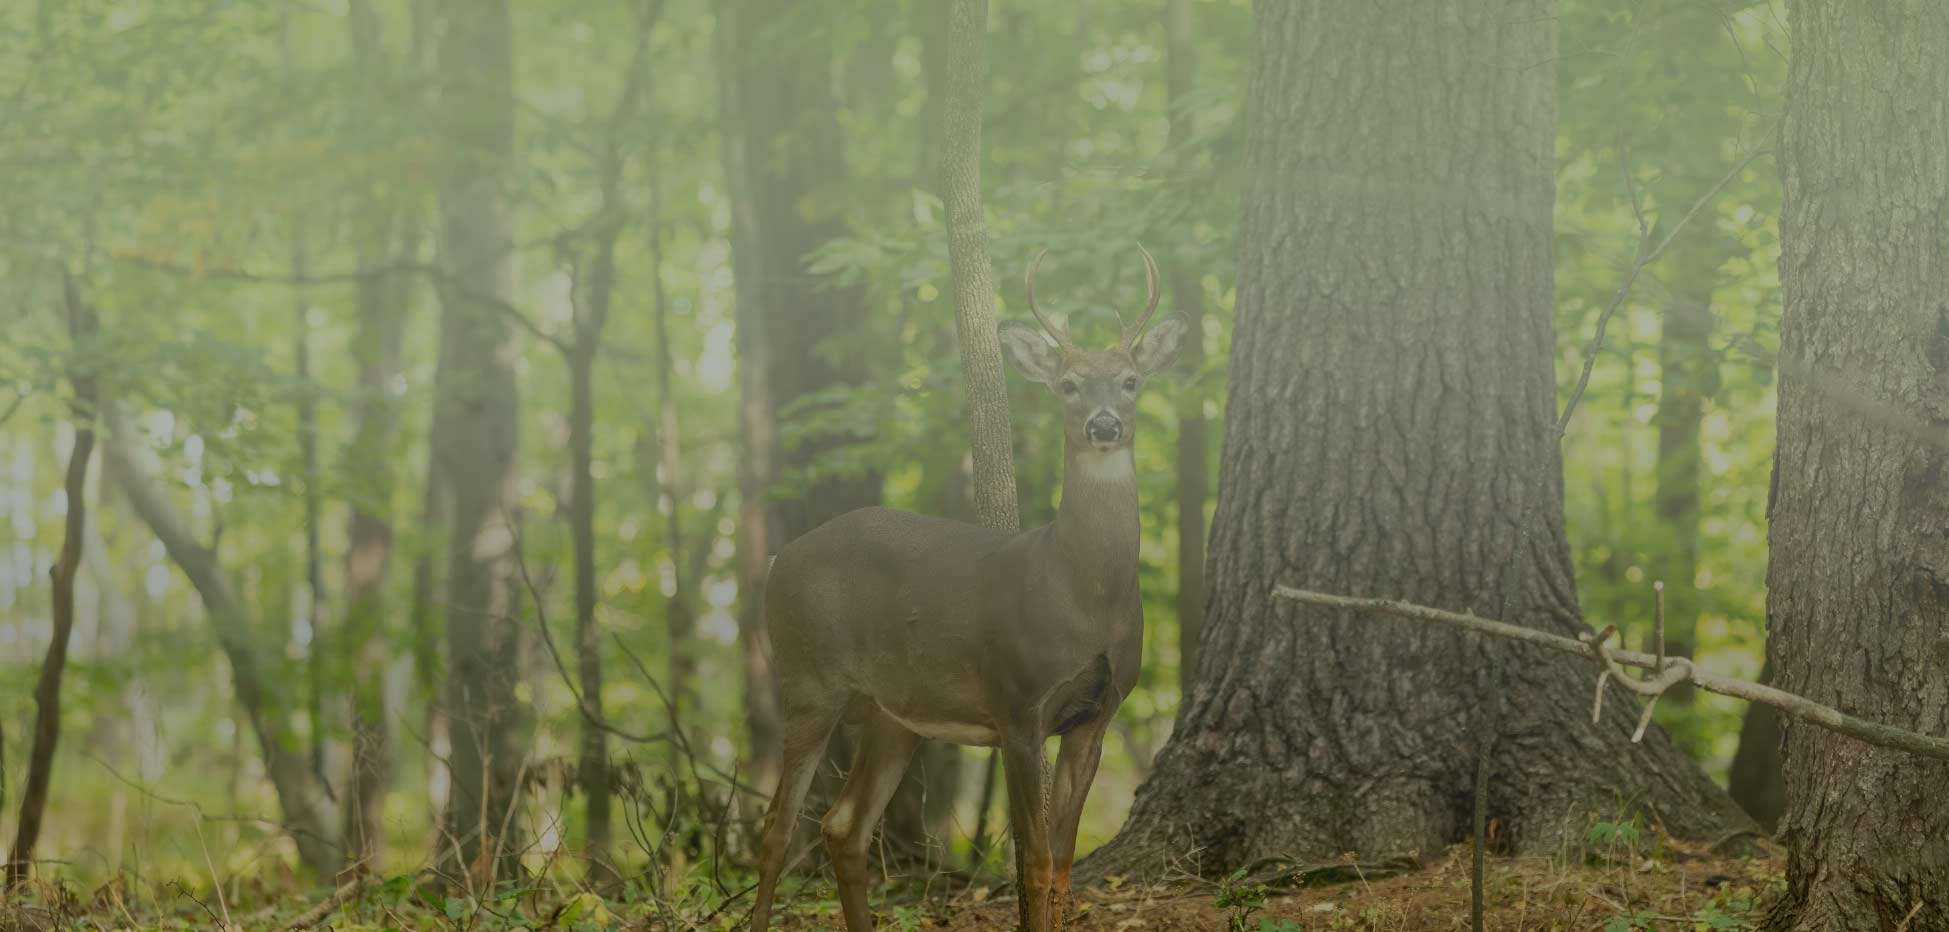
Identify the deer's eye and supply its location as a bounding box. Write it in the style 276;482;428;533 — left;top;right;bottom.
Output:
1058;380;1079;396
1122;377;1139;392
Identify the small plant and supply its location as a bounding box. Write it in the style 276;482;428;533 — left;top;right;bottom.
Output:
1214;868;1270;932
1213;869;1305;932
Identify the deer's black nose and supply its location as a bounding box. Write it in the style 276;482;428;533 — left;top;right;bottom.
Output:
1086;413;1123;443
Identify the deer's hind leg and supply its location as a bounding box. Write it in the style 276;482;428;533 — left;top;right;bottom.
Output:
822;710;921;932
748;688;847;932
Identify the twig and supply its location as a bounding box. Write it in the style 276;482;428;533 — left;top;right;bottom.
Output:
507;521;668;746
1271;586;1949;762
1556;145;1768;440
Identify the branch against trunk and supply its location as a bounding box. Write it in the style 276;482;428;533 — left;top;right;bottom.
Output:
102;405;340;877
6;277;100;888
1270;586;1949;763
942;0;1018;534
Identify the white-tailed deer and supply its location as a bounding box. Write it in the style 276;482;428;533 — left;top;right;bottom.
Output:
748;247;1186;932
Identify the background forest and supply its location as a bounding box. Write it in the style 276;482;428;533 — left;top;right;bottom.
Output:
6;0;1936;930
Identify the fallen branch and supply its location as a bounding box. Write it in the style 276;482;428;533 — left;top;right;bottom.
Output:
1271;585;1949;763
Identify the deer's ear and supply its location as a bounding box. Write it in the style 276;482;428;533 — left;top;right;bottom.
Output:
1133;314;1188;375
999;323;1063;384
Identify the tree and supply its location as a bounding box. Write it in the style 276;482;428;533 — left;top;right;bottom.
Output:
107;406;342;877
337;0;422;864
1763;2;1949;927
1163;0;1208;694
6;279;98;888
430;0;529;882
713;0;783;830
717;0;957;862
1088;0;1745;874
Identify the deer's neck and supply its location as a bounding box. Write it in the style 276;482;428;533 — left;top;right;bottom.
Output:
1052;445;1141;589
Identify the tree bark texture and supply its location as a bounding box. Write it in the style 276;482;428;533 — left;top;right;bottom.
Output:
6;281;99;888
942;0;1018;534
431;0;529;882
1764;1;1949;927
1086;0;1744;876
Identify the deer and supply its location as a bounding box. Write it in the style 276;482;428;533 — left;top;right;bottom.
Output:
747;246;1187;932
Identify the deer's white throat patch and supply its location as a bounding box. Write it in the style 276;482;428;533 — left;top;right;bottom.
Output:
1075;448;1135;483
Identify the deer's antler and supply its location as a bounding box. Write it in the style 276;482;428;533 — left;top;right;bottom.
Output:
1024;248;1072;349
1117;243;1163;350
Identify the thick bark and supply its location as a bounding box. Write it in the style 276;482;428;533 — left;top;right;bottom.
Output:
1764;2;1949;928
1726;658;1783;832
1163;0;1207;695
431;0;528;883
1087;0;1743;876
106;409;340;876
6;281;98;888
1653;293;1713;708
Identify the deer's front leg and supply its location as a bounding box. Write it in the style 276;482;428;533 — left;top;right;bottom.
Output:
999;729;1053;932
1047;716;1109;932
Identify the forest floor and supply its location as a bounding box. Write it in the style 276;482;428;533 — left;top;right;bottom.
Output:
1;835;1781;932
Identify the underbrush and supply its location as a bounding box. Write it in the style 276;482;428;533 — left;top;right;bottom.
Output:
1;830;1781;932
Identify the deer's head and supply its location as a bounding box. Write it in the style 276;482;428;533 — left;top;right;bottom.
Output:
999;245;1187;453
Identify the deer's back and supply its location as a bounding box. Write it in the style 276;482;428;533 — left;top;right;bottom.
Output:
764;507;1023;714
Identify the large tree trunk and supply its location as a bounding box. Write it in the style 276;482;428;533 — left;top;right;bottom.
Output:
1763;2;1949;928
6;280;98;888
1163;0;1208;696
1087;0;1744;875
431;0;528;884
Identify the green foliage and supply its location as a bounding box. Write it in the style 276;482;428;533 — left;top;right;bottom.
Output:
1214;868;1273;932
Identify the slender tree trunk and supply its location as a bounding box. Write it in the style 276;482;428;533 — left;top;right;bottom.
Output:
644;166;697;722
339;0;415;866
431;0;528;884
1653;293;1712;708
1163;0;1208;698
714;4;782;831
6;279;99;888
1087;0;1745;876
568;331;609;876
568;182;621;884
290;231;335;807
942;0;1017;534
1726;658;1783;832
1763;2;1949;927
107;409;341;876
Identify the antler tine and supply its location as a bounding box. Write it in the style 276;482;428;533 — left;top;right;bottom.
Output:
1121;242;1164;348
1024;248;1071;347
